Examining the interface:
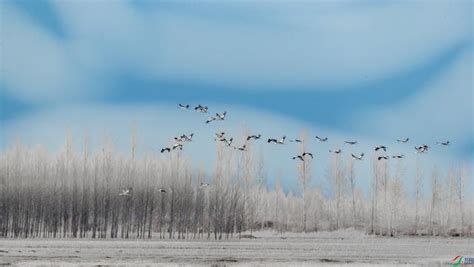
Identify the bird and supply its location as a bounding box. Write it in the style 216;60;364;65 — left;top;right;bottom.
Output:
345;141;358;145
234;144;247;151
392;154;404;159
375;145;387;152
119;187;132;196
178;104;190;110
205;117;217;124
397;138;409;143
161;147;171;153
246;134;262;141
172;143;183;150
292;155;304;161
329;149;342;154
351;153;364;160
215;132;225;139
216;111;227;121
183;133;194;142
174;135;185;142
218;137;234;147
289;139;302;143
302;152;313;158
436;141;450;146
378;156;389;161
200;183;210;188
268;136;286;144
157;188;167;193
315;136;328;142
415;145;429;153
194;105;208;113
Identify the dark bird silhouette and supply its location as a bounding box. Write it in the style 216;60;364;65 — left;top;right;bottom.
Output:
293;152;313;161
351;153;364;160
183;133;194;142
119;187;132;196
234;144;247;151
157;188;167;193
392;154;404;159
375;145;387;152
378;156;389;160
216;111;227;120
172;143;183;150
415;145;429;153
436;141;450;146
397;138;409;143
345;141;358;145
218;137;234;147
329;149;342;154
178;104;190;110
205;117;216;124
315;136;328;142
206;111;226;124
161;147;171;153
292;155;304;161
247;134;262;141
194;105;208;113
268;136;286;144
215;132;225;140
289;139;302;143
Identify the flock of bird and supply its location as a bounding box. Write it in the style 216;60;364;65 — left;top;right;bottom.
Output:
119;104;451;196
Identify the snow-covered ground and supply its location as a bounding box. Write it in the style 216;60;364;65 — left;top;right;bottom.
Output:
1;230;472;266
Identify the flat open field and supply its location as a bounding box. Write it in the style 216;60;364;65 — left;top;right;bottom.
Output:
1;231;472;266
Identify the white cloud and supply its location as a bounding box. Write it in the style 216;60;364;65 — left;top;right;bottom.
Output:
2;1;471;103
355;48;473;155
0;4;90;101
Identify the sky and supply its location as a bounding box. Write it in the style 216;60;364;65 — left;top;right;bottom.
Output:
0;0;473;194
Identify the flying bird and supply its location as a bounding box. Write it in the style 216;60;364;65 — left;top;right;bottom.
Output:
345;141;358;145
172;143;183;150
436;141;450;146
234;144;247;151
206;117;217;124
329;149;342;154
119;187;132;196
289;139;302;143
268;136;286;144
375;145;387;152
292;152;313;161
216;111;227;121
200;183;210;188
415;145;429;153
392;154;404;159
215;132;226;140
315;136;328;142
194;105;208;113
178;104;190;110
183;133;194;142
378;156;389;161
292;155;304;161
351;153;364;160
161;147;171;153
157;188;167;193
397;138;409;143
246;134;262;141
217;137;234;147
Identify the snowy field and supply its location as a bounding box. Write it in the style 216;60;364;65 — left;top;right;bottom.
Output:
1;230;472;266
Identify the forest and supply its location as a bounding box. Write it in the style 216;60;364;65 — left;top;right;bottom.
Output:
0;130;472;239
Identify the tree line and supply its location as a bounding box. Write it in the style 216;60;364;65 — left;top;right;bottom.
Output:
0;131;472;239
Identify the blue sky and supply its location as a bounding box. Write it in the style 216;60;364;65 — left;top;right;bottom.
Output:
0;0;472;193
